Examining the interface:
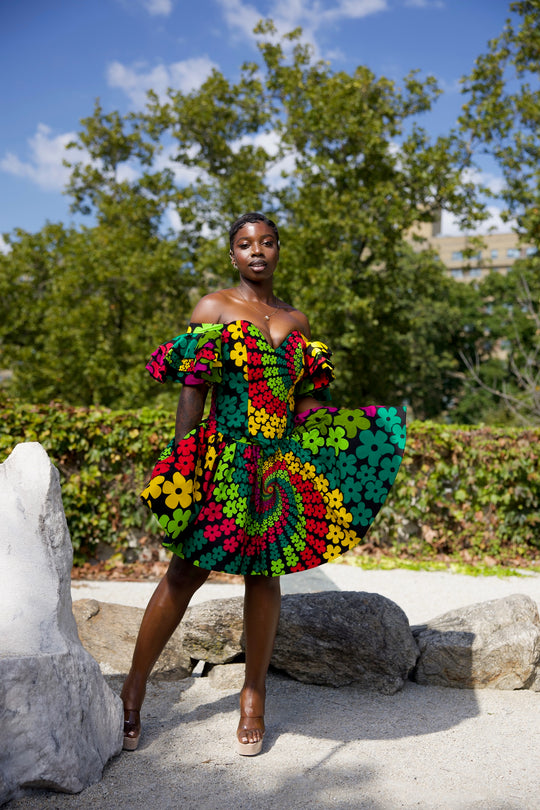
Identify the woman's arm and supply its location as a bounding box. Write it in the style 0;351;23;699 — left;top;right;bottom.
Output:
294;395;323;415
173;295;223;444
175;383;208;445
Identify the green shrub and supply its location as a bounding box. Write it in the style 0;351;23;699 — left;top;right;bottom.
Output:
2;398;539;564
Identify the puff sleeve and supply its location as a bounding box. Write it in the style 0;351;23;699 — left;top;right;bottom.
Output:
145;322;224;386
295;338;335;401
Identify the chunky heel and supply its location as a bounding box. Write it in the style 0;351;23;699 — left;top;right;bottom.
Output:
123;709;141;751
236;715;264;757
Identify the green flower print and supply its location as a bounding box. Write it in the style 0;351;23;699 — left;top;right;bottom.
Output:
326;426;349;457
199;547;227;569
167;507;191;539
334;410;370;437
364;479;389;503
271;559;285;575
350;502;374;527
390;423;406;450
302;430;326;454
356;430;394;466
375;407;403;432
379;455;401;484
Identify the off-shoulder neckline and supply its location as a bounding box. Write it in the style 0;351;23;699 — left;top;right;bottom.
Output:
191;319;305;351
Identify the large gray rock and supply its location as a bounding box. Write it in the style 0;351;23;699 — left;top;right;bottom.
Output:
182;596;245;664
0;443;123;806
412;594;540;689
181;591;419;694
73;598;193;679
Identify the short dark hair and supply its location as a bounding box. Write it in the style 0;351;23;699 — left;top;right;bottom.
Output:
229;212;280;250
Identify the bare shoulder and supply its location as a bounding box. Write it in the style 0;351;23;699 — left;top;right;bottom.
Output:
189;291;229;324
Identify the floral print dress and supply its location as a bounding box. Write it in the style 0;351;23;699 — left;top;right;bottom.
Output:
140;320;406;576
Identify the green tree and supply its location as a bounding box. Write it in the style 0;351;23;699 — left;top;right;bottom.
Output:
459;0;540;247
1;23;486;411
0;221;189;407
457;1;540;423
457;259;540;425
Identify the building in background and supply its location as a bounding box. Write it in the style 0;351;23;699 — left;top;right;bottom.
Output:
410;213;536;282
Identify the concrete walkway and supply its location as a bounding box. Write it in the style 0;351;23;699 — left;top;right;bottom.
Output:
8;565;540;810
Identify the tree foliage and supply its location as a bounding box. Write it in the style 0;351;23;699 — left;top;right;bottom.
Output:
460;0;540;247
1;23;486;415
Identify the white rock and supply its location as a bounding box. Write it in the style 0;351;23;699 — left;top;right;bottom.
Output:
0;443;123;805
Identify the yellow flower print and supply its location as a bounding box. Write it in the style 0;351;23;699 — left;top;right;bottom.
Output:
314;473;330;493
248;404;266;436
334;505;353;526
341;529;359;549
261;418;276;439
326;488;344;511
162;472;194;509
178;358;193;372
228;322;244;340
299;462;317;480
204;444;217;470
323;544;342;561
327;524;345;543
230;341;247;368
141;474;165;501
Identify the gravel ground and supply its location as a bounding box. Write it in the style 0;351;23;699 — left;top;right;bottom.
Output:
7;565;540;810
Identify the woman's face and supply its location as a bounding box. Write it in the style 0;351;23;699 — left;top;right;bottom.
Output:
230;221;280;282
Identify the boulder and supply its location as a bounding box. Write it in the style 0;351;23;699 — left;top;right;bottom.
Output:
412;594;540;689
181;591;419;694
0;443;123;806
182;596;245;664
73;598;193;679
207;662;246;690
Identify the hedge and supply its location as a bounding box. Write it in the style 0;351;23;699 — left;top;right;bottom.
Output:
1;399;539;564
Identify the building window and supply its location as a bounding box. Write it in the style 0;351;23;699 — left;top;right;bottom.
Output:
526;247;537;256
491;249;498;259
507;248;521;258
470;268;482;278
451;268;463;279
451;251;463;261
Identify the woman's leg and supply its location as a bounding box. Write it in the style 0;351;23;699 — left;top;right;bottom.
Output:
121;556;210;729
238;574;281;746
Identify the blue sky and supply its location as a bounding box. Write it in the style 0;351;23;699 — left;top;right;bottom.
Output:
1;0;512;245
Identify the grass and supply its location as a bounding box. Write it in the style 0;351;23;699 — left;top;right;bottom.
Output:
332;552;540;578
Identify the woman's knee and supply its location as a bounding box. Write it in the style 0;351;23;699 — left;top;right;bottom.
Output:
166;555;210;592
244;573;281;595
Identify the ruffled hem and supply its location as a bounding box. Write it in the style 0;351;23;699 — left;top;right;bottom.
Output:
146;323;225;386
140;404;406;576
295;338;334;399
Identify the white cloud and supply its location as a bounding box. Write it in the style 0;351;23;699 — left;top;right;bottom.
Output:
0;235;11;255
107;56;218;107
0;123;141;193
216;0;388;55
154;143;207;186
141;0;173;14
0;124;82;191
441;206;515;237
466;168;506;196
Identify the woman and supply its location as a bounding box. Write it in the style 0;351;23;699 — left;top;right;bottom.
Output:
121;212;406;756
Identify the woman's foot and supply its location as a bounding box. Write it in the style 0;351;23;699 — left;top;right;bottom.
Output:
236;715;265;756
121;677;145;752
123;709;141;751
236;686;265;756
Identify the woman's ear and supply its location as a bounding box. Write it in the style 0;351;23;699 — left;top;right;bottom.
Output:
230;250;237;267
